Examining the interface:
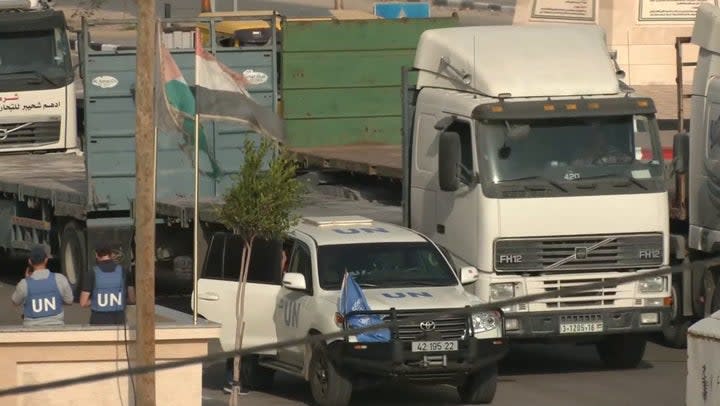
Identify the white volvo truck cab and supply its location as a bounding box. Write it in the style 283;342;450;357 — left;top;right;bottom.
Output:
0;0;77;153
193;216;507;406
402;25;671;369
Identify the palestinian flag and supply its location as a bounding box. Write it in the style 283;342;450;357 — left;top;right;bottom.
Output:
194;37;285;144
158;43;222;178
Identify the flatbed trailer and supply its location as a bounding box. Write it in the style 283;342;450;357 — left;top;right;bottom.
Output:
290;145;402;179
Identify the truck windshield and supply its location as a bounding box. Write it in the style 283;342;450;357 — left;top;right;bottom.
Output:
0;28;73;91
478;115;664;193
317;242;458;290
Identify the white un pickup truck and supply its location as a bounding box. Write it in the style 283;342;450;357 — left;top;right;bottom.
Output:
192;216;507;406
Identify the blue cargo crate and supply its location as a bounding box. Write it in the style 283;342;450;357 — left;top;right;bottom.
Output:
373;2;431;19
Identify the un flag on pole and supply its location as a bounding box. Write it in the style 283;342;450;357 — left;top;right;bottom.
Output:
338;272;391;343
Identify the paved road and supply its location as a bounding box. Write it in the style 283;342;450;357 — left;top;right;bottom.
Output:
199;340;685;406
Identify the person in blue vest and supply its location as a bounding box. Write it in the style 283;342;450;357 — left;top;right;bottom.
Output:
11;245;74;326
79;243;136;325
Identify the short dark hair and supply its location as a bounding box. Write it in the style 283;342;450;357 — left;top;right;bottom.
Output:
95;243;113;257
29;245;48;265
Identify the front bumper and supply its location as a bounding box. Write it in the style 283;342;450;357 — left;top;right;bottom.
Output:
502;306;671;339
327;337;508;384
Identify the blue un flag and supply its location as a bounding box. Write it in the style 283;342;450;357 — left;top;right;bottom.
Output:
338;272;391;343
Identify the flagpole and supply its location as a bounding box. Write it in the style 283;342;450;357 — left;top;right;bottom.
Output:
193;28;200;325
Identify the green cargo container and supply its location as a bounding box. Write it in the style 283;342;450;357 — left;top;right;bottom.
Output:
280;17;459;148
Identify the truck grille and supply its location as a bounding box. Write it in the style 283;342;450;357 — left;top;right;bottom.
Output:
383;311;468;341
540;277;620;308
0;121;61;146
494;233;663;273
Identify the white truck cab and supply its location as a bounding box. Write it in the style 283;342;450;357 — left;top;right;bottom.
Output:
193;216;507;406
402;25;671;369
0;0;77;153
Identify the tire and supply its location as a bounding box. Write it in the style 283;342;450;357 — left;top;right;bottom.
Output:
596;334;647;369
457;364;498;404
662;281;690;348
309;343;352;406
60;221;87;295
240;355;275;391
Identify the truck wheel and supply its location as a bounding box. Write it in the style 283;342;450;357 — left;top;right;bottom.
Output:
596;334;647;369
240;355;275;391
60;221;87;295
309;343;352;406
662;281;689;348
457;364;498;404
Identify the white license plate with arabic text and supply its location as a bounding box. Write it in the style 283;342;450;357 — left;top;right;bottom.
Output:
411;340;458;352
559;322;604;334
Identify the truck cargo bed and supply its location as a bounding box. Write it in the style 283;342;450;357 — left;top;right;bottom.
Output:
0;151;401;226
0;152;87;219
291;145;402;179
155;190;402;227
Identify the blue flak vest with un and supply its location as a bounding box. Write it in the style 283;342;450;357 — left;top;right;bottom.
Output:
91;265;125;312
24;273;63;318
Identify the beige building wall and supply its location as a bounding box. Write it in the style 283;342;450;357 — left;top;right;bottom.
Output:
512;0;715;120
0;307;220;406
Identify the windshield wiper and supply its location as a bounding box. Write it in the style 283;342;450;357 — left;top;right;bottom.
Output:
575;174;648;190
4;70;59;87
496;176;568;193
387;280;454;287
357;282;378;288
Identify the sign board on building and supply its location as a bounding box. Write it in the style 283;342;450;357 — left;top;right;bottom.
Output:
373;2;431;19
639;0;719;22
531;0;596;22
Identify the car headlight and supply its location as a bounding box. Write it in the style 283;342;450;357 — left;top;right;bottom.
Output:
472;311;501;334
490;283;515;302
638;276;666;293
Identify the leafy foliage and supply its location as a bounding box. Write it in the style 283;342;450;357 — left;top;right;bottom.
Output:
217;137;305;241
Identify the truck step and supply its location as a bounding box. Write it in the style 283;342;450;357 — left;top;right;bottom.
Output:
258;359;304;377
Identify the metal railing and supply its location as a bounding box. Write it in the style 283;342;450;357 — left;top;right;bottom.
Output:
676;36;696;133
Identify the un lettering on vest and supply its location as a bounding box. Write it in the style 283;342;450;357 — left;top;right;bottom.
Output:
97;292;123;308
31;297;57;313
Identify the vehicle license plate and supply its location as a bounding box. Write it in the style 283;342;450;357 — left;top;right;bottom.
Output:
559;321;604;334
411;340;458;352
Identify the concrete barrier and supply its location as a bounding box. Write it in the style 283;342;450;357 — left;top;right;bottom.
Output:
687;311;720;406
0;305;219;406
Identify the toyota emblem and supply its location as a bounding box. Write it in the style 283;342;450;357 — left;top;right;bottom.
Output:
419;320;436;331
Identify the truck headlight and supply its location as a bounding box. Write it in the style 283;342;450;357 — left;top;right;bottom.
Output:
471;311;500;333
638;276;666;293
490;283;515;302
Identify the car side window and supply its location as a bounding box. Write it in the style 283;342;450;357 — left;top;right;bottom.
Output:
287;242;313;295
201;232;283;285
447;120;474;172
202;233;226;279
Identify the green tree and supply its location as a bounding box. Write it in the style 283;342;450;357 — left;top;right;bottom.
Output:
216;138;305;404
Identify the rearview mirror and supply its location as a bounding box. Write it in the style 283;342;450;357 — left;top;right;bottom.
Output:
282;272;307;291
438;131;461;192
460;266;479;285
507;124;531;140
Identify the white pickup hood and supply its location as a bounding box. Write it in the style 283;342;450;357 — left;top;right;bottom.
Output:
322;285;482;311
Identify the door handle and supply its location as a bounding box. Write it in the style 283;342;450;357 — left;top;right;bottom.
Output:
198;292;220;301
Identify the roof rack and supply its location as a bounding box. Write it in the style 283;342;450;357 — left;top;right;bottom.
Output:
302;216;374;227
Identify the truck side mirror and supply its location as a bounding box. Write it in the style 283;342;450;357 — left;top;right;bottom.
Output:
459;266;479;285
282;272;307;291
673;132;690;173
439;131;461;192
